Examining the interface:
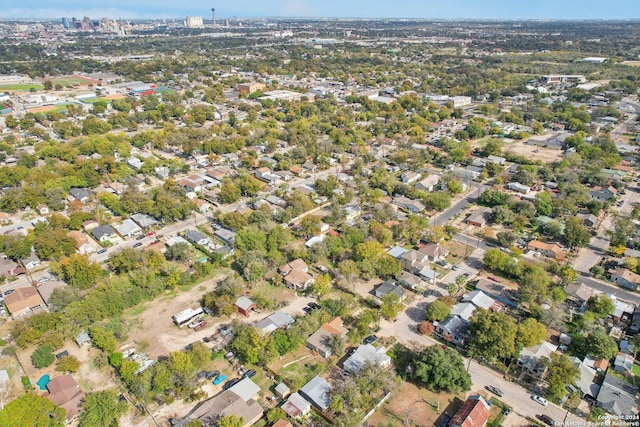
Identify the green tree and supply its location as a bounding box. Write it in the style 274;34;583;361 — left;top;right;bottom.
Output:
165;242;192;261
169;351;195;379
468;309;517;362
380;294;402;320
51;254;103;290
219;180;241;204
565;216;592;248
586;295;615;319
32;344;55;368
0;393;65;426
411;345;471;392
545;353;580;401
496;231;517;247
55;355;80;373
573;328;619;360
218;415;244;427
516;318;547;349
312;273;332;296
266;407;287;424
79;390;128;427
425;300;451;322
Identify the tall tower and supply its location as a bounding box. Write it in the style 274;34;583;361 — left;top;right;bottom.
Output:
211;8;216;27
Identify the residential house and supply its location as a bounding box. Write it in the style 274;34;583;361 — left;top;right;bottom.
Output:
448;395;491;427
584;355;610;373
306;317;349;358
91;224;117;243
254;167;280;183
435;315;470;346
282;267;314;292
505;182;530;194
165;236;189;248
46;375;84;423
465;208;491;227
75;331;91;347
614;352;635;374
300;376;332;412
23;252;40;270
374;280;407;300
415;175;440;192
342;205;362;223
272;420;293;427
184;229;209;246
235;296;256;317
596;372;639;417
0;256;20;277
282;392;312;418
187;389;263;427
343;344;392;374
193;199;211;213
568;356;599;397
400;249;430;273
463;290;503;311
401;171;422;184
215;228;237;246
517;341;558;378
527;241;566;262
67;231;95;255
131;213;158;229
451;303;477;321
228;378;261;403
279;259;309;275
419;243;449;262
36;204;49;215
116;219;142;238
255;311;295;334
418;266;438;284
398;271;425;290
37;280;66;306
487;155;506;165
69;188;91;203
577;213;598;228
155;166;170;180
393;196;426;213
590;186;618;202
565;282;597;309
178;178;202;193
611;296;635;320
610;268;640;291
127;157;144;170
4;287;45;318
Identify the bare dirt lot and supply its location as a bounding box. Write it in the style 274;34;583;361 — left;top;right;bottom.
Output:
504;140;564;163
365;381;463;426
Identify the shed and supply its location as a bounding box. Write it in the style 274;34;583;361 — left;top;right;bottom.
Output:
75;331;91;347
235;296;256;317
275;382;291;399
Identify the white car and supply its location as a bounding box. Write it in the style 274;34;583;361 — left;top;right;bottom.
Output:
532;395;548;406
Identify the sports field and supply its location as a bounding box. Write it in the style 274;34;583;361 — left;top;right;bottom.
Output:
0;83;43;91
50;75;98;86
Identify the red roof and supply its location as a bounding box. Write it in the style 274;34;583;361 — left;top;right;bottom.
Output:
449;396;491;427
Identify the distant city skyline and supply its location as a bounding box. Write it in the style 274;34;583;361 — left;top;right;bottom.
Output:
3;0;640;20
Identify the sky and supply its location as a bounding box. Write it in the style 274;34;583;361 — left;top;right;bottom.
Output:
3;0;640;20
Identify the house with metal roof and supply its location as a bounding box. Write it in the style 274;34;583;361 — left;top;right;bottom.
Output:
300;376;332;412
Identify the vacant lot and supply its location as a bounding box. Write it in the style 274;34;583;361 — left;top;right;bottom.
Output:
50;75;98;86
268;346;330;389
504;140;564;163
366;381;463;427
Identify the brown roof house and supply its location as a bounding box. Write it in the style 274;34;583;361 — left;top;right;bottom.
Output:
527;240;566;262
280;259;314;291
187;388;263;427
448;395;491;427
4;287;45;318
46;374;84;422
306;317;349;358
67;230;95;255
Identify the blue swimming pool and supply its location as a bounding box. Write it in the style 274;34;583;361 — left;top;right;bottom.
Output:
36;374;50;390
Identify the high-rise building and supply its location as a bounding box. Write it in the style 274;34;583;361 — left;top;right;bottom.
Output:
185;16;204;28
61;17;70;29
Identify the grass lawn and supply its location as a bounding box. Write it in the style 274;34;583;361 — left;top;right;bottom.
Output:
633;364;640;378
0;83;43;91
268;347;330;389
80;97;110;104
50;76;94;86
126;305;148;317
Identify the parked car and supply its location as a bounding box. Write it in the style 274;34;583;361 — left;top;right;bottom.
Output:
3;289;14;296
242;369;256;379
537;414;554;425
136;234;145;240
303;306;313;314
308;302;321;310
213;374;227;385
363;335;378;345
316;264;328;273
97;248;107;254
205;370;220;379
485;385;504;397
222;378;239;390
532;395;548;406
452;264;459;271
193;321;208;331
133;242;143;248
488;276;501;283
